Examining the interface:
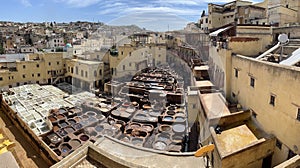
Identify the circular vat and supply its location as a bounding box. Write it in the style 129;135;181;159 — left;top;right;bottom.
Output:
102;129;114;136
79;134;89;141
86;111;97;117
96;114;106;121
65;127;75;134
159;125;172;133
131;130;148;138
60;143;72;156
153;141;167;151
120;135;131;143
134;114;147;121
69;139;81;149
172;124;186;134
172;135;184;143
56;114;66;120
142;124;154;133
58;108;67;114
95;125;104;133
175;116;185;123
122;102;131;107
73;123;83;130
81;114;89;120
131;137;144;146
166;110;176;116
48;116;57;122
163;116;173;122
111;110;121;117
157;133;170;142
57;129;68;137
58;120;69;128
67;119;76;125
129;123;141;129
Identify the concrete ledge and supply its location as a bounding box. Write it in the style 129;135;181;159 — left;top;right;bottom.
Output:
274;155;300;168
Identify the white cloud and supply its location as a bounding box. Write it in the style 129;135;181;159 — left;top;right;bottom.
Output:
20;0;32;7
108;12;189;31
154;0;200;6
125;6;200;16
55;0;101;8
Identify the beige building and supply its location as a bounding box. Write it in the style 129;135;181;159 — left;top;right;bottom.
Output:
0;53;66;88
206;26;300;167
109;35;167;79
207;0;253;30
231;55;300;166
0;52;110;91
65;59;108;91
268;0;300;26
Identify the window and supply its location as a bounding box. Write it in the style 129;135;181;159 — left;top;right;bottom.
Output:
85;71;88;78
235;69;239;78
123;65;125;70
99;69;102;76
12;76;14;79
129;52;131;56
192;104;196;109
232;92;236;98
159;54;161;57
129;63;132;67
49;62;51;66
250;77;255;87
270;95;275;106
8;76;10;80
0;77;3;81
63;64;66;67
37;73;40;77
32;74;34;77
297;108;300;121
71;67;73;73
36;64;39;68
23;74;26;78
276;139;282;150
121;51;123;55
23;65;26;69
94;71;97;77
81;70;83;77
57;61;59;65
75;67;78;74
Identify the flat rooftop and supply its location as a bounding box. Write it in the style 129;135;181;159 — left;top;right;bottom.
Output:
73;59;102;65
200;93;231;119
194;65;209;71
195;80;214;88
214;124;258;156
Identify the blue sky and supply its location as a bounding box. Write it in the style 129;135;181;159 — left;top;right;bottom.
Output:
0;0;261;31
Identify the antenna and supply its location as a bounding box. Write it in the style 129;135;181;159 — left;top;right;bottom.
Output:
278;34;289;61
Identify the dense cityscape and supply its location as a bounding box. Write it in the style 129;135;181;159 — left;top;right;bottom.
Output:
0;0;299;168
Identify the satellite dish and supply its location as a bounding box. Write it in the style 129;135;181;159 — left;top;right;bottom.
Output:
278;34;289;43
194;144;215;157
